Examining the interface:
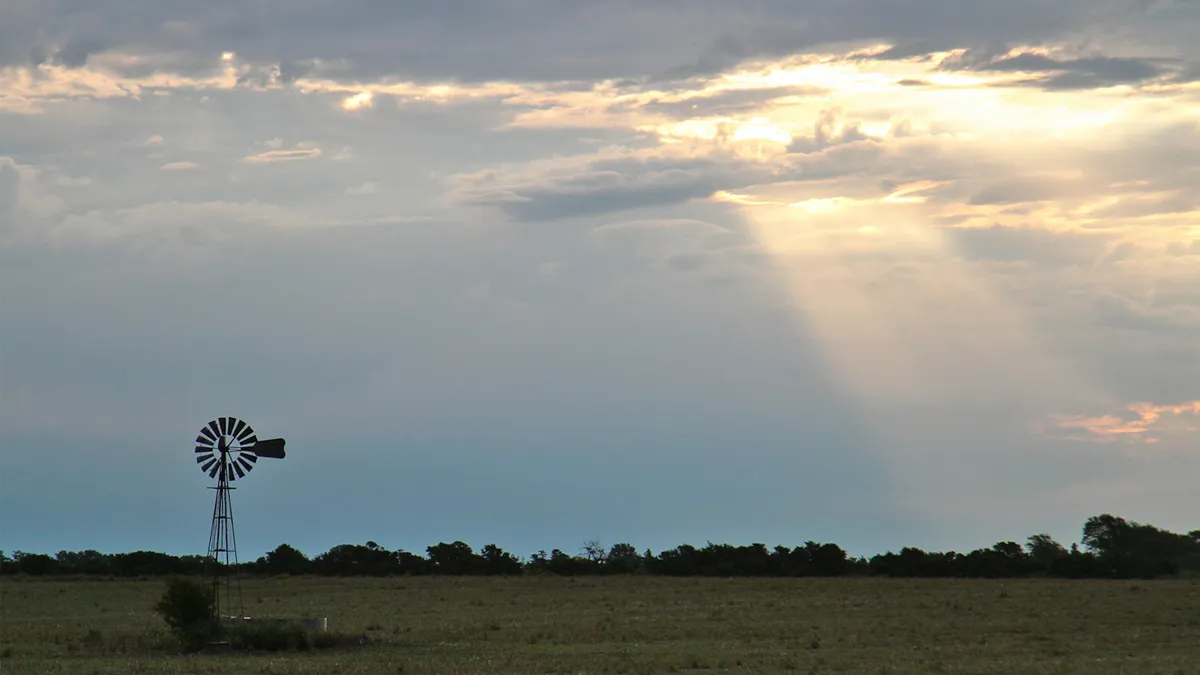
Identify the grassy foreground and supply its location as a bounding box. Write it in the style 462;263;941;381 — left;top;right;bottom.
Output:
2;575;1199;674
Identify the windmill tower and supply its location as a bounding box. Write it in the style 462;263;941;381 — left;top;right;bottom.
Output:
194;417;286;621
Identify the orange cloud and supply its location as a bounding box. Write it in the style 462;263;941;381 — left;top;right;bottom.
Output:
1051;401;1200;443
241;148;321;163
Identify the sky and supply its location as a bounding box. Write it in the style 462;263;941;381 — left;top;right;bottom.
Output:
1;0;1198;562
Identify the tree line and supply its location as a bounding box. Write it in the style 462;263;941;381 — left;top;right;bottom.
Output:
4;514;1198;580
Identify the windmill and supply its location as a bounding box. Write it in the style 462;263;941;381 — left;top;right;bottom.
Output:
194;416;286;622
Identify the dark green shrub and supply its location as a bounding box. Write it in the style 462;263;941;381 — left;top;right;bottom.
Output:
154;577;216;651
224;621;354;651
227;621;308;651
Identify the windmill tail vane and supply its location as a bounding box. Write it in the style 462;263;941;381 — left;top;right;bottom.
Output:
195;416;286;622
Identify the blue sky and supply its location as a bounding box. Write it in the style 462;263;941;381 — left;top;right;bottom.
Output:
2;0;1199;562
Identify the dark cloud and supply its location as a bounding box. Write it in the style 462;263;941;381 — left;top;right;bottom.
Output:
1089;191;1199;219
28;44;53;67
1166;240;1200;257
786;108;873;153
450;131;992;223
56;37;106;68
277;60;314;84
984;53;1159;79
945;51;1169;89
452;155;761;222
872;41;954;61
0;0;1164;82
1174;62;1200;83
966;178;1075;205
0;158;19;231
942;224;1109;268
1092;293;1199;333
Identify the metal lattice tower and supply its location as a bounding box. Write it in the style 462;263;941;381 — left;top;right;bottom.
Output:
205;444;243;620
194;417;286;622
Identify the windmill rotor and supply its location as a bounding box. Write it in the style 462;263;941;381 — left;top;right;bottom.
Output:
193;416;286;481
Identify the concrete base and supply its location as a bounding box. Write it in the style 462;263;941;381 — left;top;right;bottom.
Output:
219;616;329;632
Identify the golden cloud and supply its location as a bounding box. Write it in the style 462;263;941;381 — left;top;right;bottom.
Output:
241;148;322;163
1051;401;1200;444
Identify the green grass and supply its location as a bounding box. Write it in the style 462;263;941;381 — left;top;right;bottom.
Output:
3;575;1199;673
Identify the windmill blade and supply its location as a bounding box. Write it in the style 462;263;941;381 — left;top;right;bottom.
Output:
240;452;258;464
195;445;213;454
196;453;214;464
237;456;255;473
207;420;222;440
253;438;286;459
232;419;248;440
236;423;256;442
232;462;246;479
198;427;216;443
207;460;221;478
220;417;230;435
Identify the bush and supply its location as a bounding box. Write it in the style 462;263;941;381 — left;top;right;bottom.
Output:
154;577;216;651
225;621;356;652
228;621;308;651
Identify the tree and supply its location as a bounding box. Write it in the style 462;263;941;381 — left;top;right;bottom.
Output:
155;577;216;651
427;541;483;575
393;549;430;575
1081;514;1197;578
264;544;311;575
1082;514;1130;556
808;542;851;577
581;540;607;563
480;544;523;575
606;543;642;574
14;552;56;576
1026;534;1068;569
546;549;587;575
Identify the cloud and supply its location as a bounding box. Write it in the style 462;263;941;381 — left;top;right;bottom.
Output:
1166;240;1200;257
345;182;377;195
1;1;1189;85
639;86;828;117
1174;62;1200;83
159;161;198;171
241;148;322;163
591;218;737;265
942;225;1110;268
341;91;372;111
0;157;68;238
785;108;873;153
1050;401;1200;444
449;148;773;222
0;158;19;228
947;50;1170;89
1091;293;1200;333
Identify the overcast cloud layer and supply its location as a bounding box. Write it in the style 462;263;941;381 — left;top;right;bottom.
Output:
2;1;1199;560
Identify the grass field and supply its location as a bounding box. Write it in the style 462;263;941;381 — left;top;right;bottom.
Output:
2;575;1199;674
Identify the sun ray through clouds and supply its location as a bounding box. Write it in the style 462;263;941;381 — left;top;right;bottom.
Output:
604;46;1200;521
